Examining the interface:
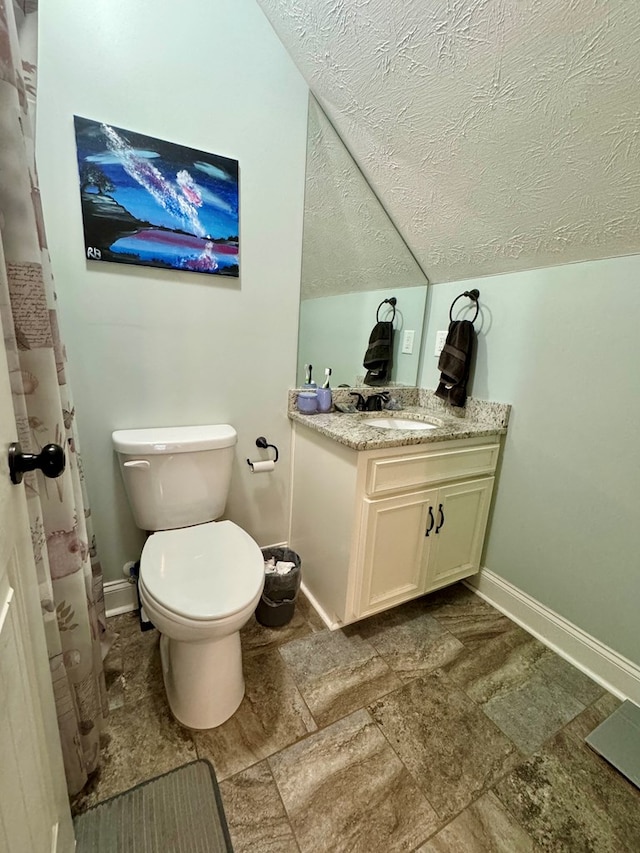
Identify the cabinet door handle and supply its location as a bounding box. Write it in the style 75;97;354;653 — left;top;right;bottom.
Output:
435;503;445;533
425;506;435;536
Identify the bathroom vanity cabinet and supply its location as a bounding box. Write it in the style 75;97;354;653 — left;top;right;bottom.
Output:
289;425;501;628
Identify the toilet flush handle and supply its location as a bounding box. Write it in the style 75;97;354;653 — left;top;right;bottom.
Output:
123;459;150;469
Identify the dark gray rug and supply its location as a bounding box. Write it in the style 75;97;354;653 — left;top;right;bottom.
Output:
74;760;233;852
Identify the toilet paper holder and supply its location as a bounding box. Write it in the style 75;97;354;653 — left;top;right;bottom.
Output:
247;436;279;471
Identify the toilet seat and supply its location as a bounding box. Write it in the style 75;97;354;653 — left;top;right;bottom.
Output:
140;520;264;621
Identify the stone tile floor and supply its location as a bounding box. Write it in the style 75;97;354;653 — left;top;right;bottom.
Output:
73;584;640;852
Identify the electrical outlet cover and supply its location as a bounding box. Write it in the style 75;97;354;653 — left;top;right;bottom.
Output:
401;329;415;354
435;330;448;356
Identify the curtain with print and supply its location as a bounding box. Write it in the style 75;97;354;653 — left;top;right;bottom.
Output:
0;0;108;796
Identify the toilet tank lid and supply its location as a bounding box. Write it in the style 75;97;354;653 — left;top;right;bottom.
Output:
112;424;237;454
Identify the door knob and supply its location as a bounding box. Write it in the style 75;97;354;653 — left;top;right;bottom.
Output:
8;442;66;485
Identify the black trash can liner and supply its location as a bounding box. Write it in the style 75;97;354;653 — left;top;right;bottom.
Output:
255;547;301;628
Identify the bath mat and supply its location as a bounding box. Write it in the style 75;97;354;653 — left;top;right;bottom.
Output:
74;760;233;852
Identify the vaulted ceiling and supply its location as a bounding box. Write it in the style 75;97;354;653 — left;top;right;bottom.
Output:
257;0;640;283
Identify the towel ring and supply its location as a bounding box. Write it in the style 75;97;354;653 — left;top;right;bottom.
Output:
449;289;480;324
376;297;397;323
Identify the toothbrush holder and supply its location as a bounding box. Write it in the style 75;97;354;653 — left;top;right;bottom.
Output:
297;391;318;414
316;387;332;413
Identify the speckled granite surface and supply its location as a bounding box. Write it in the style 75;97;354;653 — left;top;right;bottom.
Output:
288;387;510;451
417;389;511;429
287;386;419;412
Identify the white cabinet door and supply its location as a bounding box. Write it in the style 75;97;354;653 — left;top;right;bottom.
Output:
355;489;437;618
425;477;494;590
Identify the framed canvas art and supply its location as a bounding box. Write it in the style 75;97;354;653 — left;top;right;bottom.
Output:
73;116;239;276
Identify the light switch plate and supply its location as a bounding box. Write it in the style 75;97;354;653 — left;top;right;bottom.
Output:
401;329;415;354
435;330;448;356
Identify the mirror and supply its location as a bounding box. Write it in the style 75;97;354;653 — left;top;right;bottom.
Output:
297;95;429;388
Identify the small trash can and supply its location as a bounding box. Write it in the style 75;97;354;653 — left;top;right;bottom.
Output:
255;547;302;628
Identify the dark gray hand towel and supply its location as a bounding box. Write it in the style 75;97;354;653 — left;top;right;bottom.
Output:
363;321;393;386
435;319;475;407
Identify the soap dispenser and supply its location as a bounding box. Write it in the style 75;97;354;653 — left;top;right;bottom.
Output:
317;368;332;413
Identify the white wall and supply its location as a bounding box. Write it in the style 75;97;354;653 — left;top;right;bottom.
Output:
37;0;309;582
420;255;640;665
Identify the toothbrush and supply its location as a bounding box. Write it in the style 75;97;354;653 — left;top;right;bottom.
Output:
303;364;317;388
322;368;332;389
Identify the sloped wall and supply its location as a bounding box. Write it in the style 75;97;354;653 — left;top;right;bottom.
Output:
258;0;640;283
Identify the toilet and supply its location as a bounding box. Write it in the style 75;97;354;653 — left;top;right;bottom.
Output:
112;424;264;729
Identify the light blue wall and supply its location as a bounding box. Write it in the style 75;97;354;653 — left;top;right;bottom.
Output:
420;254;640;664
37;0;309;582
298;286;428;387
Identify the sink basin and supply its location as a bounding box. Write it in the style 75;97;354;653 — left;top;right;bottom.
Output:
362;417;438;431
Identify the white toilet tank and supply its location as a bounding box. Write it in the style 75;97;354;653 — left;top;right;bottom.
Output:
112;424;237;531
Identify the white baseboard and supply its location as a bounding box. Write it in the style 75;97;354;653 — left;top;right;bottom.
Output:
466;568;640;705
104;579;137;617
299;581;342;631
299;581;341;631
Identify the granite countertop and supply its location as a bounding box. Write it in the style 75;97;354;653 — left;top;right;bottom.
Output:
288;389;510;452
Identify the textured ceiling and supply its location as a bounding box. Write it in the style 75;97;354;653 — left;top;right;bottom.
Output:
302;96;427;299
257;0;640;283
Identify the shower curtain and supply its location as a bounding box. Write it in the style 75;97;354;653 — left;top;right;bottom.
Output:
0;0;108;795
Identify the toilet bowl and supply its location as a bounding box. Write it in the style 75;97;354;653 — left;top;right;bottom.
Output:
137;521;264;729
112;424;265;730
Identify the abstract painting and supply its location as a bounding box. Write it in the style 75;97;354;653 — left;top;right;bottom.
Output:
73;117;239;276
